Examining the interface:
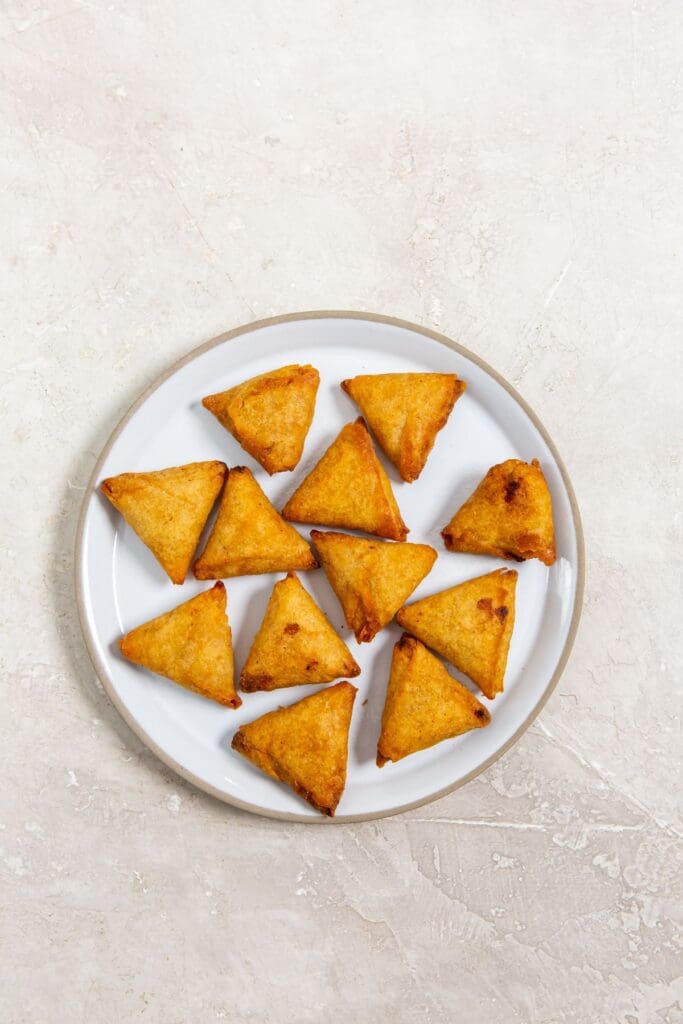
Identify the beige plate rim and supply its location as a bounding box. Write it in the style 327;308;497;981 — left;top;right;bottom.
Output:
74;310;585;824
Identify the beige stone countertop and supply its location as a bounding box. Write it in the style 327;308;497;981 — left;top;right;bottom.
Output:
1;2;680;1022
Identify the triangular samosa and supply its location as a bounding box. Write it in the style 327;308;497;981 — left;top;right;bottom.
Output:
311;530;436;643
232;681;357;815
342;372;465;482
202;364;319;474
442;459;556;565
240;572;360;691
119;581;240;707
396;568;517;699
193;466;317;578
282;418;408;541
101;461;226;584
377;635;490;765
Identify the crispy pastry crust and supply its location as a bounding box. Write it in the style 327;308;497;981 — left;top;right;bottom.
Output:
193;466;317;579
342;372;465;482
442;459;556;565
240;572;360;691
282;418;408;541
119;582;240;708
377;635;490;766
397;568;518;699
311;530;436;643
231;682;357;815
202;364;319;474
101;461;226;584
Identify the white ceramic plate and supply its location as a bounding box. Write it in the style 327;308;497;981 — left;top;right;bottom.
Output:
76;312;583;822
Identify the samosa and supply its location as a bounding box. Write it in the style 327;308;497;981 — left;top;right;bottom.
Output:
341;372;465;481
240;572;360;691
193;466;317;578
119;581;240;707
282;418;408;541
311;530;436;643
377;635;490;766
397;568;517;699
101;461;226;584
232;681;357;816
442;459;556;565
202;364;319;474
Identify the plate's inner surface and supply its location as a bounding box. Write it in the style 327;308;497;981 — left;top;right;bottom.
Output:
79;316;579;820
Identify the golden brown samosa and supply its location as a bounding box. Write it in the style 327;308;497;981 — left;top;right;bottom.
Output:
397;568;517;699
101;461;226;584
119;581;240;707
232;681;357;816
442;459;556;565
341;372;465;482
311;530;436;642
193;466;317;578
202;364;319;474
282;418;408;541
377;635;490;766
240;572;360;691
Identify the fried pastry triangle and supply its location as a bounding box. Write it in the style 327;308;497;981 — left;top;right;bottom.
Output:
202;364;319;474
377;635;490;765
282;418;408;540
342;372;465;482
442;459;556;565
240;572;360;691
232;681;357;815
101;461;226;584
193;467;317;578
311;530;436;643
396;568;517;699
119;582;240;707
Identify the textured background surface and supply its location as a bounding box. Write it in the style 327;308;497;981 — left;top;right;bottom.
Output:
1;2;681;1021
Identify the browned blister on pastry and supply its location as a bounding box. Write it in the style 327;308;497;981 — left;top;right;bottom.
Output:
232;681;357;816
119;582;240;708
240;572;360;692
342;372;465;482
202;364;319;474
282;418;408;541
193;466;317;578
377;635;490;766
396;568;517;699
311;530;436;643
101;461;226;584
442;459;556;565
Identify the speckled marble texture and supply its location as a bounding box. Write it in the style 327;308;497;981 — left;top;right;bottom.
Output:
1;1;681;1021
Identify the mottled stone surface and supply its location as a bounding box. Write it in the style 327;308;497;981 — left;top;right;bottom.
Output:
1;2;681;1021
